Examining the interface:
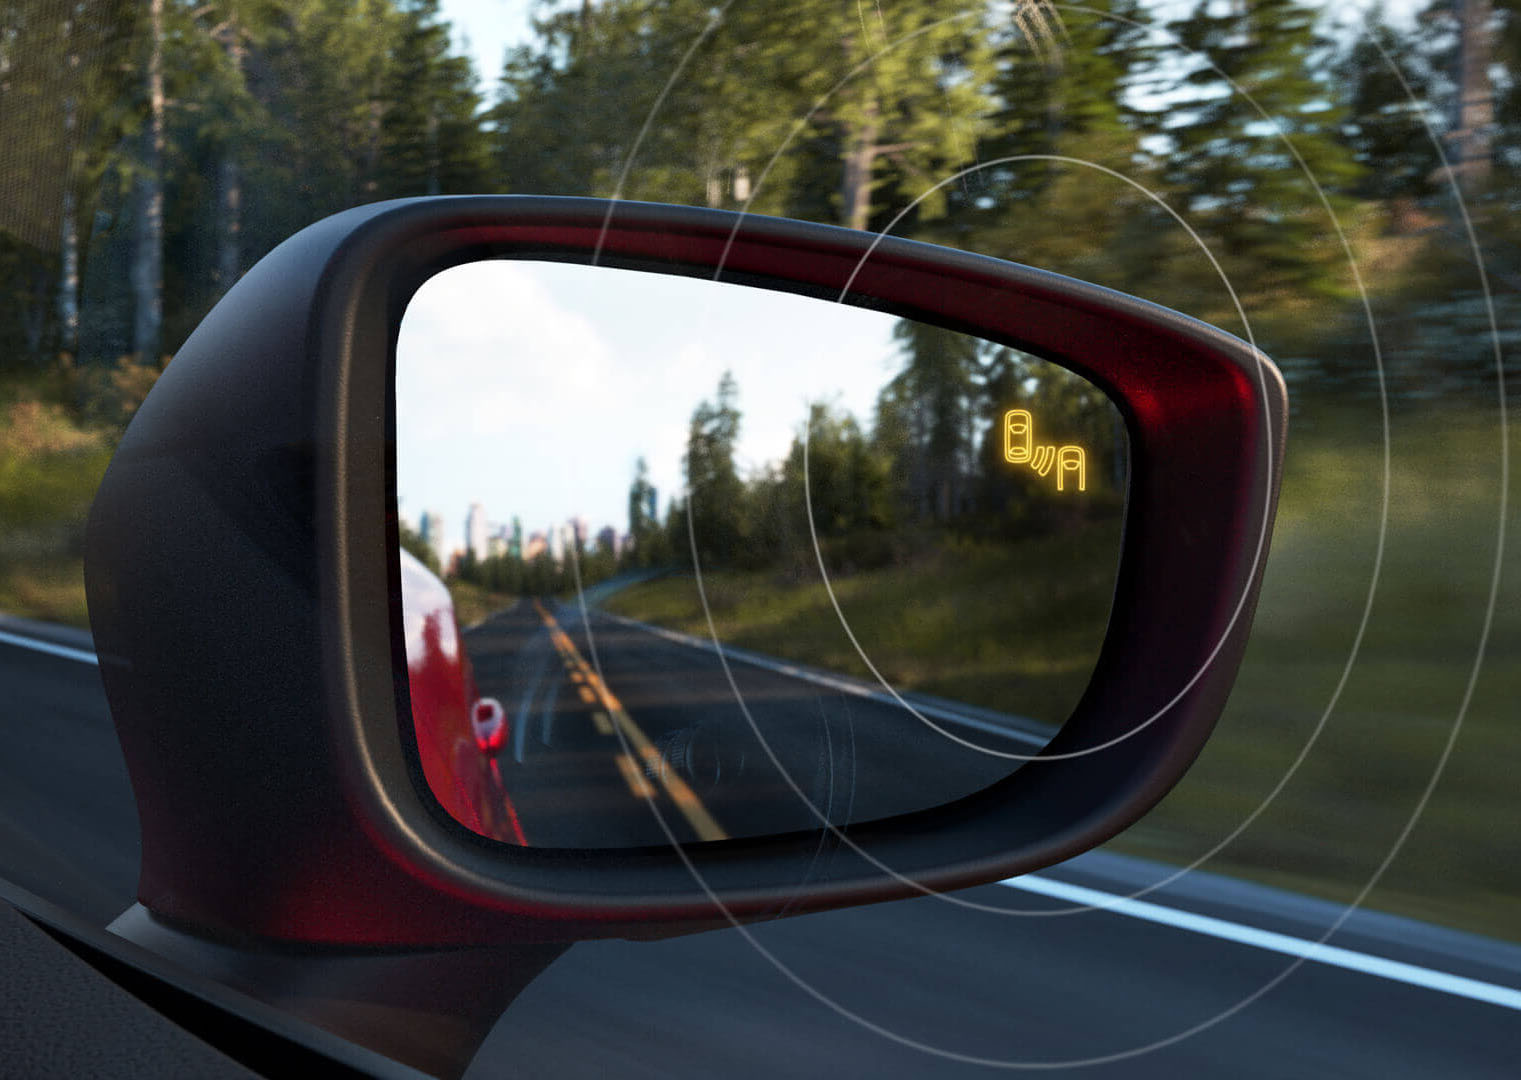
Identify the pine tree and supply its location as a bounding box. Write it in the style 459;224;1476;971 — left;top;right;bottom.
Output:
1335;6;1443;203
373;0;490;197
1157;0;1364;302
938;0;1155;283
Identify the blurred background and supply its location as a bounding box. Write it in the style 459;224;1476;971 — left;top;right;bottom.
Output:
1;0;1516;949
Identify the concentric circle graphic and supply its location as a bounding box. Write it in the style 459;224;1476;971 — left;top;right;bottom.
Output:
558;1;1508;1068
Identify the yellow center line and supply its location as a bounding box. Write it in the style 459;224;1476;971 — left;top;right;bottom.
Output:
531;599;728;842
591;711;614;736
613;752;656;799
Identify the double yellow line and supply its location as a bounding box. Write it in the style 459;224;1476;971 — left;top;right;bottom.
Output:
533;600;728;843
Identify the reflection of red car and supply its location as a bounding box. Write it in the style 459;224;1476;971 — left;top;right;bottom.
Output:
398;549;525;845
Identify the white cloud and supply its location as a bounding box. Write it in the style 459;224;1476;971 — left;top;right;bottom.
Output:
396;260;904;538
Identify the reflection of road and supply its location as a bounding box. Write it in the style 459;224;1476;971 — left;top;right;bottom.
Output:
462;599;1043;848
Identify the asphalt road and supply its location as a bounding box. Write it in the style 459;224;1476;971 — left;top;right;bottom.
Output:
462;599;1035;848
2;615;1519;1079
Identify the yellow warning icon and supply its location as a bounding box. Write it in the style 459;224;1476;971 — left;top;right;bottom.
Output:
1003;409;1086;493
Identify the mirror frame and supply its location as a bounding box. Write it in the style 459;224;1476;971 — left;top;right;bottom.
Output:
86;196;1285;947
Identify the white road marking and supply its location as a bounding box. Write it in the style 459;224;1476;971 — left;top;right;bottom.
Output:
9;624;1516;1014
0;629;99;666
1003;874;1521;1013
510;629;553;763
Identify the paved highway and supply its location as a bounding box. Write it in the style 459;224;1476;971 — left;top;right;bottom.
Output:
2;616;1518;1078
464;598;1035;848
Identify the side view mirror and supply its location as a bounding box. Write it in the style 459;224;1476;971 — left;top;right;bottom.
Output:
85;196;1285;1076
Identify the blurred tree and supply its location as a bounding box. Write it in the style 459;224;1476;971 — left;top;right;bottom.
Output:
1157;0;1364;303
0;0;139;368
373;0;491;197
683;370;745;565
626;454;657;566
1335;5;1443;203
729;0;1000;229
878;320;982;521
939;0;1154;284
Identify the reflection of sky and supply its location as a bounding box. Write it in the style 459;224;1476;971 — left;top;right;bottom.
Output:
395;262;903;544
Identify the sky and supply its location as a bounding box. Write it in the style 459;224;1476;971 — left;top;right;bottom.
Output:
395;261;907;545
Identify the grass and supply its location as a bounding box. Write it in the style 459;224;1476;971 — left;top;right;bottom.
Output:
0;397;111;630
607;408;1521;943
1109;409;1521;940
0;556;91;628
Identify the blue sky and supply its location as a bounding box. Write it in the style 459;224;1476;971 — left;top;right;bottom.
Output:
439;0;548;91
395;262;907;549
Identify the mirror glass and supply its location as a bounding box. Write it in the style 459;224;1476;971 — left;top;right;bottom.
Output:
395;260;1128;849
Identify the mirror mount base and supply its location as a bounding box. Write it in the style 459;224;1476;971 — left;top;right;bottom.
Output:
108;904;568;1079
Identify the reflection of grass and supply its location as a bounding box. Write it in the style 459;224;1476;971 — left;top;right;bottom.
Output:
603;525;1124;728
444;581;518;629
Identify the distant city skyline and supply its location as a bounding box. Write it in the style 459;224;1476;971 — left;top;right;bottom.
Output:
403;501;626;570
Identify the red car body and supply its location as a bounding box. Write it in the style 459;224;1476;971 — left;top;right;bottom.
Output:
398;549;525;845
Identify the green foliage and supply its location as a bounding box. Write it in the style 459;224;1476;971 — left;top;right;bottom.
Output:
1335;5;1443;201
625;455;658;565
373;0;492;196
1157;0;1362;302
683;370;745;565
0;399;112;528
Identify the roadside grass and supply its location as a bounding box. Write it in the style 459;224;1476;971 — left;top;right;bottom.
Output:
607;409;1521;942
0;555;91;628
602;524;1123;729
0;397;112;630
1115;409;1521;941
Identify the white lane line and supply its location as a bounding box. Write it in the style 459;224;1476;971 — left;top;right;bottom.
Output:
1003;874;1521;1013
17;622;1514;1012
0;630;99;666
600;612;1049;748
511;632;553;764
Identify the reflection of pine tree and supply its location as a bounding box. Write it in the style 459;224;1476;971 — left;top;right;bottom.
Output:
625;456;658;566
878;321;982;521
683;371;745;565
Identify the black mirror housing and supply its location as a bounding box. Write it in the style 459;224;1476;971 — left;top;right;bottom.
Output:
85;196;1285;948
